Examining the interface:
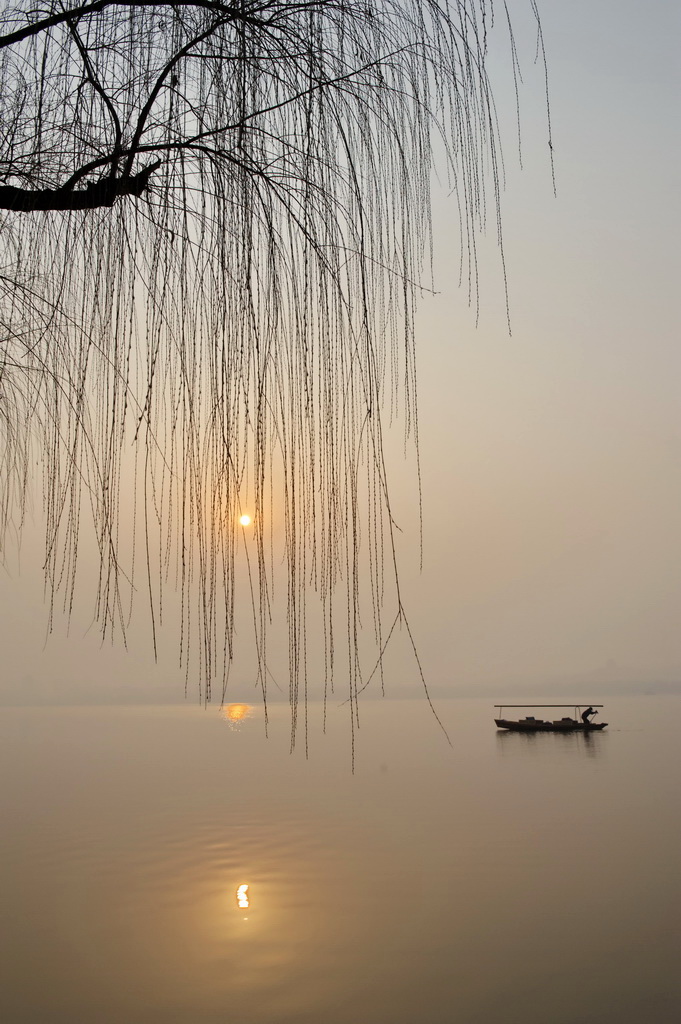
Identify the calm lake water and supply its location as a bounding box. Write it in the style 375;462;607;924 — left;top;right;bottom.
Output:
1;696;680;1023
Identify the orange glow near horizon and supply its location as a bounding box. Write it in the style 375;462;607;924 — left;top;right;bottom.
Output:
223;703;252;723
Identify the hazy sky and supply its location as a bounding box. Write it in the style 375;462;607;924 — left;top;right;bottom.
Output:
1;0;679;704
407;0;681;694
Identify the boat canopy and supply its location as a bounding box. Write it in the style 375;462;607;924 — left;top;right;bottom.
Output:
494;704;604;716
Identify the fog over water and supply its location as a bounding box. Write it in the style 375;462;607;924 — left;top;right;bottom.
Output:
2;699;680;1024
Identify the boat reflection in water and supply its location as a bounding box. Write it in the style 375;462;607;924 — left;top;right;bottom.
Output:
221;703;253;729
496;724;604;758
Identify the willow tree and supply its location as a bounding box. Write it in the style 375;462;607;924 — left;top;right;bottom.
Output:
0;2;542;739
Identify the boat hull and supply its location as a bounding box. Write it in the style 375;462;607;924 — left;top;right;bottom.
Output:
495;719;607;732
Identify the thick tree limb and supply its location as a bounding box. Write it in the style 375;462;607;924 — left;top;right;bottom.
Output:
0;1;267;50
0;162;161;211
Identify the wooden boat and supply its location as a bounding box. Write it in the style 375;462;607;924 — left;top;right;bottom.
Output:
494;704;607;732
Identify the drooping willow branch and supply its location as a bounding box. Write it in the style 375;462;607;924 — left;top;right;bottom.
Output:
0;1;542;745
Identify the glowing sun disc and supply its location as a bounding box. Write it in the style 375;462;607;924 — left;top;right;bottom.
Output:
239;515;251;526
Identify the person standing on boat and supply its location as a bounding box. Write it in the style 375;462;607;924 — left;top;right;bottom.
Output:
581;706;598;725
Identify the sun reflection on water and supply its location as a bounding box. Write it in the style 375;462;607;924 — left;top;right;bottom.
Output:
221;704;253;729
236;884;250;909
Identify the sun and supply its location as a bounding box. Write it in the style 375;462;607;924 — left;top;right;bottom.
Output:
239;515;251;527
